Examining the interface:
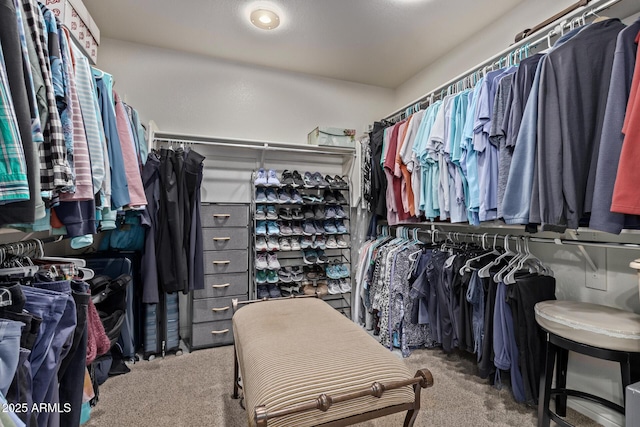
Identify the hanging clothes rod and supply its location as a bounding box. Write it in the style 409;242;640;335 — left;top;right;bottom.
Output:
152;135;356;157
383;0;627;122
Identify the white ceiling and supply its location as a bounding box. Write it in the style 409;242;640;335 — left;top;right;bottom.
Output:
83;0;525;88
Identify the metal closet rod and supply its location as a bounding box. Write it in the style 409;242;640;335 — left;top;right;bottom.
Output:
387;225;640;251
152;137;355;157
383;0;625;122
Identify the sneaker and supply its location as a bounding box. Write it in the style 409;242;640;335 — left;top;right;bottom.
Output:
327;280;341;295
316;282;329;297
256;220;267;236
303;250;318;264
312;172;329;188
265;188;277;202
300;235;313;249
291;208;304;220
279;208;292;220
257;284;269;298
314;220;325;235
291;221;304;235
290;266;303;282
338;264;350;278
303;171;315;188
256;270;268;284
266;205;278;220
255;205;266;220
339;278;352;293
256;236;269;251
267;236;280;251
290;189;303;204
325;235;338;249
279;237;292;251
336;235;348;248
255;253;268;270
302;206;315;219
267;169;280;186
334;191;347;205
280;221;293;236
254;168;267;185
335;219;347;234
267;253;281;269
326;262;340;279
256;188;267;202
277;188;291;203
292;170;305;187
316;249;329;264
266;269;279;284
314;235;326;250
302;220;316;236
325;206;337;219
314;205;325;220
281;170;295;187
323;189;337;204
278;267;292;283
290;238;301;251
267;221;280;235
324;219;337;234
313;264;326;279
267;283;281;298
334;205;347;219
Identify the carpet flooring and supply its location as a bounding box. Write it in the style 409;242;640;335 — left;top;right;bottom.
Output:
85;345;601;427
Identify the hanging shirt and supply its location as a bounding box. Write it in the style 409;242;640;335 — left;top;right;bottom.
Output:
536;19;624;231
502;27;584;225
416;102;441;219
449;91;470;223
431;95;455;220
462;80;483;225
383;123;401;225
489;74;514;219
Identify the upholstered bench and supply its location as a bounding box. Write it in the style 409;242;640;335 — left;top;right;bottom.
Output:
535;300;640;427
231;296;433;427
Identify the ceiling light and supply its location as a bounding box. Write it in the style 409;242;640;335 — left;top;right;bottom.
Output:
251;9;280;30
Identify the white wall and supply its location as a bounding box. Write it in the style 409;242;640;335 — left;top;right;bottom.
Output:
393;0;576;112
97;38;394;144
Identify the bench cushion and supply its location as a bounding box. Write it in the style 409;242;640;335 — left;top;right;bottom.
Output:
535;300;640;353
232;298;416;427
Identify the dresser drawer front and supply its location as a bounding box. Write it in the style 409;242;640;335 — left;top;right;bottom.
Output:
203;228;248;251
201;204;249;227
192;296;247;323
193;273;248;299
190;320;234;348
204;250;248;274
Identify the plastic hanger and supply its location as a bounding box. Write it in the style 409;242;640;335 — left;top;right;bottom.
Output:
459;233;499;275
37;256;86;268
478;234;514;278
494;237;526;283
0;288;12;307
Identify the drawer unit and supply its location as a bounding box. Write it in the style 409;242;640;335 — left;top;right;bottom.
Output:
201;204;249;228
204;250;248;274
187;203;249;352
193;272;249;299
203;228;249;251
190;320;235;348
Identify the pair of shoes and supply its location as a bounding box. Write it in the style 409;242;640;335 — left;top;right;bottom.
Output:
279;222;293;236
303;172;329;188
311;235;326;250
323;219;347;234
280;284;302;297
256;236;272;251
324;235;348;248
325;175;348;189
303;265;325;280
256;269;279;284
264;205;278;220
328;278;351;294
278;237;292;251
280;170;305;187
303;220;325;236
325;205;347;219
303;249;329;264
322;190;348;205
279;208;292;220
263;220;279;235
256;253;280;270
278;267;293;283
326;262;349;279
275;188;303;204
254;168;280;186
256;187;279;203
300;235;313;249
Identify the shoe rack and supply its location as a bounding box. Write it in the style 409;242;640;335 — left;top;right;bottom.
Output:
250;169;352;315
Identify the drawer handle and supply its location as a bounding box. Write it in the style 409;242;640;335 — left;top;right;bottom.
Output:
213;214;231;218
211;329;229;335
213;260;231;265
211;306;230;312
212;283;231;289
213;237;231;241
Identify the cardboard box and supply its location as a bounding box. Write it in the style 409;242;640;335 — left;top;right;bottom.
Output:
43;0;100;64
308;127;356;148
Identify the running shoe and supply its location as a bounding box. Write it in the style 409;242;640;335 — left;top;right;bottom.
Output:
255;253;268;270
266;205;278;220
256;271;267;284
255;205;266;220
266;270;279;284
267;169;280;186
254;168;267;185
256;220;267;236
267;284;281;298
256;188;267;202
255;236;268;251
256;284;269;298
267;253;281;270
265;188;278;202
267;221;280;236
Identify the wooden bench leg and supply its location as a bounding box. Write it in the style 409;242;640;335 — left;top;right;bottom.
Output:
403;369;434;427
538;338;556;427
233;345;240;399
555;347;569;417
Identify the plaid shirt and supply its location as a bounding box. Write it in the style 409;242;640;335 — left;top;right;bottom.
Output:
22;0;72;190
0;42;30;202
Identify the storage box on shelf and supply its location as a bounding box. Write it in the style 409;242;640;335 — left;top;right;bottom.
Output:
251;169;352;316
186;203;249;350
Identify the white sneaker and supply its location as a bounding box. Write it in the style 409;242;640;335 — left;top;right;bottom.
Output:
279;237;292;251
290;238;301;251
267;253;281;270
339;279;351;293
336;235;348;248
327;280;341;295
255;253;268;270
267;236;280;251
256;236;268;251
325;235;338;249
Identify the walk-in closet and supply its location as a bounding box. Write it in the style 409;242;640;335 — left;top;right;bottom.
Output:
2;0;640;426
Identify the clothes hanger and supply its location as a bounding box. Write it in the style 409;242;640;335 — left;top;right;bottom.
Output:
478;234;514;278
494;236;526;283
0;288;11;307
459;233;499;275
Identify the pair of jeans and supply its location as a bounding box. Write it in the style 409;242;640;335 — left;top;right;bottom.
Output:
31;281;77;427
0;319;24;395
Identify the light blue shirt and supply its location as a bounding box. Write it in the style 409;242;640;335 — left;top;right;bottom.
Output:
463;79;483;225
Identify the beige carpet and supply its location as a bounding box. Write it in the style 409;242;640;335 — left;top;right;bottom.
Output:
85;345;601;427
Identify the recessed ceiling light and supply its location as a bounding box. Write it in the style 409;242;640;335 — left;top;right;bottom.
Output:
251;9;280;30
